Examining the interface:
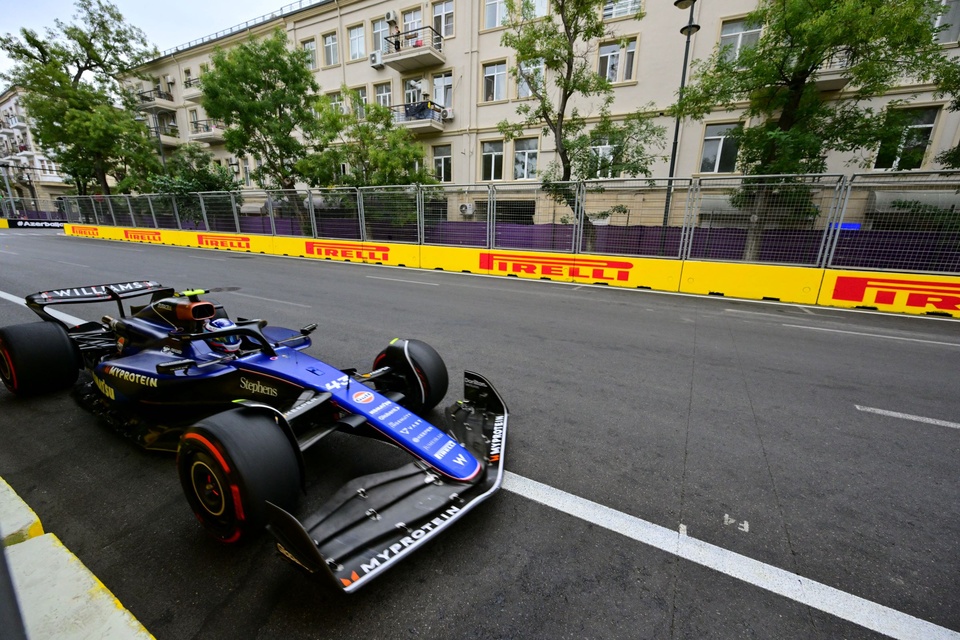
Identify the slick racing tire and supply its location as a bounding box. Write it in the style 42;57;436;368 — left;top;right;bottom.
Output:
0;322;80;397
177;409;300;544
372;338;448;414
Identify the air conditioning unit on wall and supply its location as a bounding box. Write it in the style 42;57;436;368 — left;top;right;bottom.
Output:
384;9;399;24
370;50;384;69
459;202;474;216
440;108;454;121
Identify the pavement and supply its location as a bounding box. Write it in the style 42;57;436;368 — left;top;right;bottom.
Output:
0;477;153;639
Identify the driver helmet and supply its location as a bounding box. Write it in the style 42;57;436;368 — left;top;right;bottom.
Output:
204;318;241;353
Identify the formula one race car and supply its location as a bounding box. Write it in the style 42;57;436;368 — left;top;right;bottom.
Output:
0;281;508;592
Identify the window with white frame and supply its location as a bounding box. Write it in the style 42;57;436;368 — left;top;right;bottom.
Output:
483;62;507;101
482;141;504;180
433;1;454;37
375;82;392;106
518;59;544;98
348;25;365;60
603;0;640;20
590;138;616;178
404;78;422;104
514;138;538;179
433;144;452;182
598;39;636;83
302;39;317;69
533;0;548;17
242;158;251;186
403;8;423;34
323;32;339;66
372;19;389;53
935;0;960;42
352;87;368;119
328;91;344;114
699;123;741;173
720;19;761;64
484;0;507;29
874;107;939;171
433;71;453;107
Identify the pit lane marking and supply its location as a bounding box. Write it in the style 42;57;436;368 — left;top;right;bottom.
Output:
502;472;959;640
783;324;960;348
856;405;960;430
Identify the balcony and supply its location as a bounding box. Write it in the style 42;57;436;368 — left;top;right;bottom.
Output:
382;26;445;72
15;142;36;156
188;119;226;143
137;88;177;112
183;77;203;103
149;126;181;147
7;114;28;130
390;101;446;134
814;53;852;92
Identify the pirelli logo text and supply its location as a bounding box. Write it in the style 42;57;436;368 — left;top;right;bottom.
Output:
72;226;100;238
480;252;633;282
124;229;162;243
831;276;960;311
197;234;251;250
305;241;389;261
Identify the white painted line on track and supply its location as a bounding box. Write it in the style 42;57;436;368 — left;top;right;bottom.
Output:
366;275;439;286
502;472;960;640
0;290;86;327
223;290;312;308
855;405;960;430
783;324;960;348
56;260;90;268
0;249;20;255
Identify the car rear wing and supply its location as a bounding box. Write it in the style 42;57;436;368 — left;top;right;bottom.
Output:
266;371;509;593
24;281;172;325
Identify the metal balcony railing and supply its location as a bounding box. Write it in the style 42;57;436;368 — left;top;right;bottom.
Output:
190;119;225;134
390;101;443;124
138;88;174;103
149;125;180;138
183;76;203;88
383;25;444;54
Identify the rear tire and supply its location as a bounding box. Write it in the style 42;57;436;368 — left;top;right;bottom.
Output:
372;339;448;413
177;408;300;543
0;322;80;396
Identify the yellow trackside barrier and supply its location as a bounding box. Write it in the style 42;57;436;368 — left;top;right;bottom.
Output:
421;245;487;274
679;261;824;304
819;270;960;318
273;236;420;267
0;219;8;229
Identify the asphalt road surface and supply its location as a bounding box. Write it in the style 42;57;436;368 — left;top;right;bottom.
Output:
0;229;958;640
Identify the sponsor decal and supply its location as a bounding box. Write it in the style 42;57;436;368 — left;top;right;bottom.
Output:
323;374;349;390
831;276;960;311
240;377;278;397
10;220;65;228
433;440;456;460
489;415;505;463
356;506;461;577
92;374;115;400
72;226;100;237
197;234;251;250
479;252;632;281
353;390;375;404
104;365;158;388
452;453;467;466
305;241;389;262
124;229;162;243
40;281;154;300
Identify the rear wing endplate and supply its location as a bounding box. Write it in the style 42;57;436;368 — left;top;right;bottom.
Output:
24;281;171;325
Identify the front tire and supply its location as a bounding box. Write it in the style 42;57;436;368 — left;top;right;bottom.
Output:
372;338;448;413
177;408;300;543
0;322;80;396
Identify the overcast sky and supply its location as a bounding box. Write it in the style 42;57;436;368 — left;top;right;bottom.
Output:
1;0;302;76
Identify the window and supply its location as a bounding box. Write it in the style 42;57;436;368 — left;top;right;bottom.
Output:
720;19;761;64
700;124;741;173
404;78;422;104
484;0;507;29
603;0;640;19
352;87;368;119
482;141;504;180
533;0;548;17
433;71;453;107
375;82;392;106
514;138;538;179
518;59;544;98
403;8;423;33
483;62;507;101
242;158;251;187
183;68;192;85
935;0;960;43
433;1;454;37
875;107;939;171
433;144;452;182
590;138;616;178
323;32;339;66
598;39;636;82
372;19;389;53
302;39;317;69
328;91;344;114
188;109;199;132
348;25;365;60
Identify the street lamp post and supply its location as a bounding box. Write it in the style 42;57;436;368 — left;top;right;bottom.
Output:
661;0;700;254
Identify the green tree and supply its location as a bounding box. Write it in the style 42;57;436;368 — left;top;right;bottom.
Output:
498;0;665;194
0;0;160;195
146;143;241;224
296;89;434;188
672;0;954;259
200;28;321;191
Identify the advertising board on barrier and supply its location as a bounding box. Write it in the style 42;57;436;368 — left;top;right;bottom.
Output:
820;271;960;317
5;220;66;229
124;229;163;243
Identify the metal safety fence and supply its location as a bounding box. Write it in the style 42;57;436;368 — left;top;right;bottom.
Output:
31;171;960;275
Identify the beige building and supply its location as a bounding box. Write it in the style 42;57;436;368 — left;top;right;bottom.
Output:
0;86;72;202
122;0;960;187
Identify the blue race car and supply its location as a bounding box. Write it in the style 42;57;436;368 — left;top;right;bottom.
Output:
0;281;508;592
